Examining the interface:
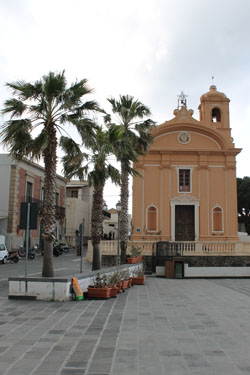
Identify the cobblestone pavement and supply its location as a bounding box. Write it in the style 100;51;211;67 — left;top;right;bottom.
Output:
1;278;250;374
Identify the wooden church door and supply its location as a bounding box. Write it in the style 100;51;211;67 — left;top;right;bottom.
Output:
175;205;195;241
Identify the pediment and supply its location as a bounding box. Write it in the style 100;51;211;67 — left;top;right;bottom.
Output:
152;129;223;150
151;106;229;151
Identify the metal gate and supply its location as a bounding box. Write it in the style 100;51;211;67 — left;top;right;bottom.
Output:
155;242;184;267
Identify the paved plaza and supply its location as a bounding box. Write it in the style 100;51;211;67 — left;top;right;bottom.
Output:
1;278;250;374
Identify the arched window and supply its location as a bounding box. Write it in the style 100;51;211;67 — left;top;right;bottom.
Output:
212;206;223;232
147;206;157;231
212;108;221;123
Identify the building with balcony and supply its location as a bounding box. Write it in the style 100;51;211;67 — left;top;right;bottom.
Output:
0;154;66;250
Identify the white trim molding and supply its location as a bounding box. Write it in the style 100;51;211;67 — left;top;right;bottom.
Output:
170;195;200;241
175;166;194;194
211;205;224;233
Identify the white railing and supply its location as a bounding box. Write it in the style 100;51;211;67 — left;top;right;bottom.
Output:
86;240;250;262
201;242;235;254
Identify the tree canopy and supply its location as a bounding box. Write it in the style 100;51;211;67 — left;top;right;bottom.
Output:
1;71;99;276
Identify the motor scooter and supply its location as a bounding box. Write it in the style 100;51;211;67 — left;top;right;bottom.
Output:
53;243;63;257
18;245;37;260
41;243;62;257
7;250;19;263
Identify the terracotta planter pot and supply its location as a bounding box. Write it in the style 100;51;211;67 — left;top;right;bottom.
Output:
110;287;119;298
87;287;111;299
131;276;145;285
127;255;143;264
121;280;129;289
116;284;122;293
128;278;132;287
127;257;138;264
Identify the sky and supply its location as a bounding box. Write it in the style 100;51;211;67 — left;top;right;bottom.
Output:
0;0;250;212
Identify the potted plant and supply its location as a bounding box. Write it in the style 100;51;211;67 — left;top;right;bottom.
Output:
120;270;131;290
131;266;146;285
127;244;142;264
88;273;112;299
108;272;120;297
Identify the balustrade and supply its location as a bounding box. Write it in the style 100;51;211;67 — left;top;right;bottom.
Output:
86;239;250;262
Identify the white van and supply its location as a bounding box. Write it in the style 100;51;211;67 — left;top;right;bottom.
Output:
0;243;8;264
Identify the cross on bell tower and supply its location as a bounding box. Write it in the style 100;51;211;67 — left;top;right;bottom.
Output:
178;91;188;109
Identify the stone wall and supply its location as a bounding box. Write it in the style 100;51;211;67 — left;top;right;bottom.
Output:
101;254;250;275
101;255;117;267
183;256;250;267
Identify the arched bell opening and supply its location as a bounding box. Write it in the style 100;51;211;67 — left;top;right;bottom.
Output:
211;107;221;123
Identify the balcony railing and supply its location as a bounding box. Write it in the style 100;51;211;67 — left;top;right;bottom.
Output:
21;197;65;220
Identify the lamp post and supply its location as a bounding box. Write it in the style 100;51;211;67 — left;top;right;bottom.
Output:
116;201;121;265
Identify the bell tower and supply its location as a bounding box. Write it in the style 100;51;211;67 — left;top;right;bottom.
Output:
198;85;230;129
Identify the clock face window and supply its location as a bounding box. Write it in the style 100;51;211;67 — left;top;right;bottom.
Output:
178;132;191;144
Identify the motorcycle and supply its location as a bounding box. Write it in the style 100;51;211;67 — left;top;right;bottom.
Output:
53;243;63;257
41;243;63;257
54;242;70;254
7;250;19;263
18;245;37;260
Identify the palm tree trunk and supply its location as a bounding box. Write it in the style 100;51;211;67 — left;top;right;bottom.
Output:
92;184;104;270
42;126;57;277
120;164;129;264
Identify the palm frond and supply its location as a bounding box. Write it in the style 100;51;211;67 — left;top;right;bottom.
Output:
43;71;66;101
60;136;89;180
6;80;42;100
29;130;49;160
78;100;103;113
1;119;32;144
106;164;120;185
73;118;97;148
2;99;27;118
1;119;33;159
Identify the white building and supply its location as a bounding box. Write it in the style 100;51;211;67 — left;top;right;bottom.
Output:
103;208;132;240
65;181;93;246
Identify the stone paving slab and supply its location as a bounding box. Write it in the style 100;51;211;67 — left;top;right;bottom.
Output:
1;278;250;374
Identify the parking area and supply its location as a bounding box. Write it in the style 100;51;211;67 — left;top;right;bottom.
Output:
1;277;250;374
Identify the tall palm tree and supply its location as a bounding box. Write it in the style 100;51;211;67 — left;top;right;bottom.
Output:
1;71;99;277
60;125;120;270
106;95;155;263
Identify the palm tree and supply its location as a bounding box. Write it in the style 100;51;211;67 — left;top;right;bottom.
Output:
60;125;120;270
1;71;99;277
106;95;155;263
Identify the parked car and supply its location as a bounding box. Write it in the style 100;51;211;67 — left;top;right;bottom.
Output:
0;243;8;264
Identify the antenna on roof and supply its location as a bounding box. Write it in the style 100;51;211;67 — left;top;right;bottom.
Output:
178;91;188;109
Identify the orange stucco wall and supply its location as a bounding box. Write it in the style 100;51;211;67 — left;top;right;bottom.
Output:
132;86;241;242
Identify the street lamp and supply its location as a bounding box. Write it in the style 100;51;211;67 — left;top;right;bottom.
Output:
116;201;121;265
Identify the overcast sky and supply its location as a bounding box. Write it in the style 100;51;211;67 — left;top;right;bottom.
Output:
1;0;250;212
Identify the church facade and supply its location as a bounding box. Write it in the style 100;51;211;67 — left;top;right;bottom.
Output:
132;86;241;243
